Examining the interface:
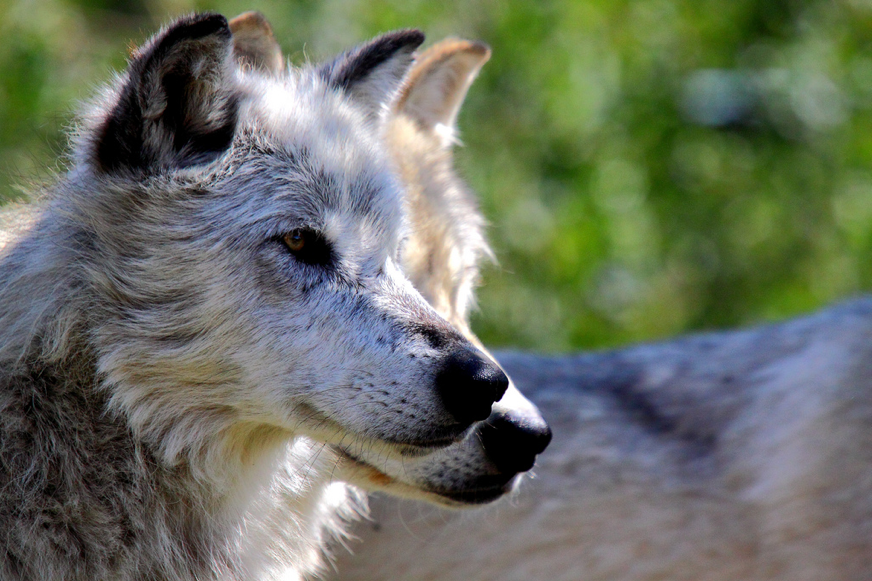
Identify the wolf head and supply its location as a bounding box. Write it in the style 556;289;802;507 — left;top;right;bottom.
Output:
55;13;542;506
225;12;551;505
384;37;554;502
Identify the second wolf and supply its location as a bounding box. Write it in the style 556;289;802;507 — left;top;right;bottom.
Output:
327;31;872;581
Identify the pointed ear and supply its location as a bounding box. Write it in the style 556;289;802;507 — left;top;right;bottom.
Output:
319;30;425;119
395;39;490;136
230;11;283;75
94;13;239;173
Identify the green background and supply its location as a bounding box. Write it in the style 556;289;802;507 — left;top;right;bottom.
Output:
3;0;872;352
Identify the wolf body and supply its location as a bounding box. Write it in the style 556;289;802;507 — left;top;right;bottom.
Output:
327;35;872;581
0;14;550;581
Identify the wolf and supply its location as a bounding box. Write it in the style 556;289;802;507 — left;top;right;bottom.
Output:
0;13;551;581
323;32;872;581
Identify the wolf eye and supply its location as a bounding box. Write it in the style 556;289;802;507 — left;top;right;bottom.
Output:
281;229;332;266
284;231;306;252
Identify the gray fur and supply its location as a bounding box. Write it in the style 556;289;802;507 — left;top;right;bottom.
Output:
0;15;548;581
326;35;872;581
336;300;872;580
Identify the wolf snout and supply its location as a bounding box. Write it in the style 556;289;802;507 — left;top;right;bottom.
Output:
477;408;552;474
435;349;509;427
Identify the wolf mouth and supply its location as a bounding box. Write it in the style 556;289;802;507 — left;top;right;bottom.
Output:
390;433;467;455
430;483;514;506
335;446;515;506
333;440;448;471
334;446;399;486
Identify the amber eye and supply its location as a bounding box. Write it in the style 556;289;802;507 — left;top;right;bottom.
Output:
283;230;306;252
279;228;333;267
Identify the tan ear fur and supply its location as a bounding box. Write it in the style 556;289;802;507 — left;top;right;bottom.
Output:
396;39;491;133
229;11;283;75
386;39;494;336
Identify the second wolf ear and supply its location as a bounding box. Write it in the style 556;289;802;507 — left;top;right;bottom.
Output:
95;13;239;174
319;30;425;119
229;11;283;75
395;39;491;139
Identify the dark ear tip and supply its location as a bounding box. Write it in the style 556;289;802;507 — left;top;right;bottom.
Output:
170;12;231;41
386;29;426;52
468;40;491;58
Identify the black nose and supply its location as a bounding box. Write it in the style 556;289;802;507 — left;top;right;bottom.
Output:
435;349;509;426
477;409;552;474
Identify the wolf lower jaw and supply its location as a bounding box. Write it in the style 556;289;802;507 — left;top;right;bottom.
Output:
333;444;523;508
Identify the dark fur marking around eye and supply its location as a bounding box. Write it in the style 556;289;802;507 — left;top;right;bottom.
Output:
280;229;333;267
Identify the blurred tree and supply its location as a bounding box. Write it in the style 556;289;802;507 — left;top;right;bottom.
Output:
3;0;872;351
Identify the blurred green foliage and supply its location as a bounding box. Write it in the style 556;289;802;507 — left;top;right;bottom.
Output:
3;0;872;351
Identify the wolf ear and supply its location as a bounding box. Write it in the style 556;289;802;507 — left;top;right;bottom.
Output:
319;30;425;119
95;13;239;173
395;39;490;140
230;11;283;75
